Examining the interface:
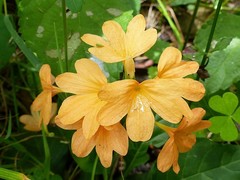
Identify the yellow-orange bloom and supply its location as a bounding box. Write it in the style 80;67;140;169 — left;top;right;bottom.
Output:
98;47;205;142
20;103;57;131
55;59;107;139
55;119;128;168
81;14;157;78
156;108;211;174
31;64;61;125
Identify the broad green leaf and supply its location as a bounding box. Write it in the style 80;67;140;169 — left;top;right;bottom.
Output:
104;62;123;82
209;92;238;115
66;0;85;13
232;107;240;123
18;0;141;75
194;12;240;51
73;152;105;174
124;141;149;177
0;15;15;69
204;38;240;94
209;116;238;141
147;139;240;179
145;39;169;64
113;10;133;31
208;92;240;141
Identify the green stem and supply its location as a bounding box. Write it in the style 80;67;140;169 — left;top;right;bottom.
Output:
42;124;51;180
182;0;201;50
3;0;7;15
103;168;108;180
91;155;98;180
62;0;68;72
157;0;184;49
201;0;223;67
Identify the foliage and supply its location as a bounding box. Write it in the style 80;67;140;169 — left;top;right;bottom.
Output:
1;0;240;179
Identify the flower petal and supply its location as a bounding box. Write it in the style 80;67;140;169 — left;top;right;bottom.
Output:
149;78;205;102
95;127;114;168
141;80;193;123
82;101;106;139
55;117;82;130
157;137;179;173
31;91;50;111
98;80;137;126
102;20;126;54
126;95;155;141
81;34;124;63
75;59;107;87
39;64;52;88
157;47;182;75
72;129;96;157
19;114;41;132
56;94;99;125
126;14;157;57
81;34;108;47
159;61;199;78
56;73;85;94
41;92;52;125
108;123;128;156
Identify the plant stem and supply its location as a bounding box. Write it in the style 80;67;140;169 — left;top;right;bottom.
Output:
42;124;51;180
91;155;98;180
157;0;184;49
3;0;8;15
62;0;68;72
182;0;201;50
201;0;223;67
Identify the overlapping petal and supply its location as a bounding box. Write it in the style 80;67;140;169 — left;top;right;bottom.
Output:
157;138;180;174
55;94;99;125
157;108;211;173
72;123;128;168
81;14;157;78
98;80;138;126
20;103;57;131
56;59;108;139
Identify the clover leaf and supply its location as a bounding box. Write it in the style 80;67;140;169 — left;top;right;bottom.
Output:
208;92;240;141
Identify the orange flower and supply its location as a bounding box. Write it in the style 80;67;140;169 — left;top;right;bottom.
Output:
156;108;211;174
98;47;205;142
31;64;61;125
81;14;157;78
20;103;57;131
55;59;107;139
55;119;128;168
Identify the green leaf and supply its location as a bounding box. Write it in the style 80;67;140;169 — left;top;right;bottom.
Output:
209;92;238;115
145;39;169;64
18;0;141;74
104;62;123;82
113;10;133;31
124;142;149;177
147;139;240;179
194;12;240;51
209;116;238;141
0;15;15;69
204;38;240;94
73;151;105;174
65;0;85;13
232;107;240;124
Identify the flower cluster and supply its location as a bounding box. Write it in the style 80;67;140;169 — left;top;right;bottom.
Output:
20;14;211;173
